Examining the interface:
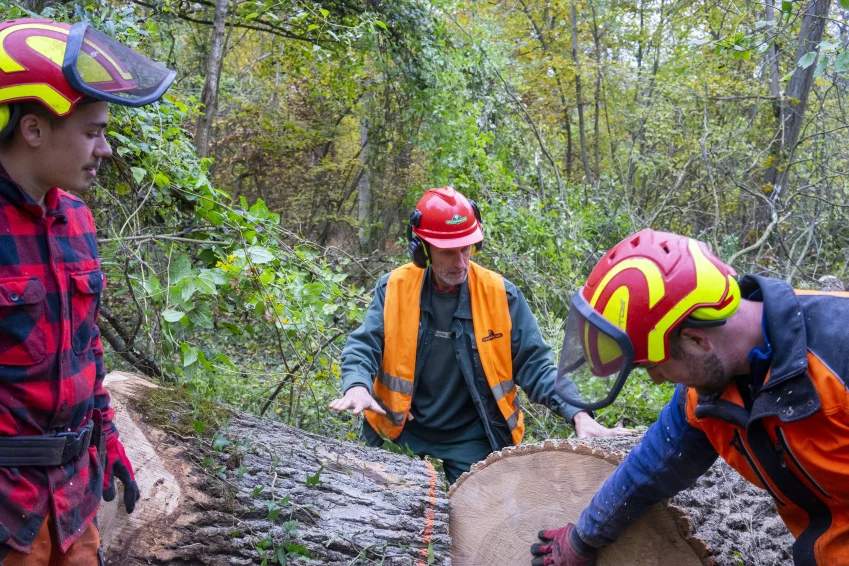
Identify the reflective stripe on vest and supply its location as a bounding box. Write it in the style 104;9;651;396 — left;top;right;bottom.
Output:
365;262;524;444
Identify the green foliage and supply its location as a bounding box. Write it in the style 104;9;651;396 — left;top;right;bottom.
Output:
7;0;849;481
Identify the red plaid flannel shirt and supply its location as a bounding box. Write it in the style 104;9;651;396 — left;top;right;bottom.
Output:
0;169;116;553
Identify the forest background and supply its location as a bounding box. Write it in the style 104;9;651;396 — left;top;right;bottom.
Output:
5;0;849;444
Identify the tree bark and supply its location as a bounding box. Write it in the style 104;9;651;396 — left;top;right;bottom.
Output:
766;0;833;196
591;5;602;179
100;373;450;565
357;117;371;251
571;4;593;184
764;0;782;111
194;0;230;159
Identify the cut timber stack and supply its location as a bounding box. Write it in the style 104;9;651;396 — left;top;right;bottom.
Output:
98;372;450;565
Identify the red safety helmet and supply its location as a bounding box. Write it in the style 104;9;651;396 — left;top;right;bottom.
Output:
556;229;740;410
407;187;483;267
0;18;176;138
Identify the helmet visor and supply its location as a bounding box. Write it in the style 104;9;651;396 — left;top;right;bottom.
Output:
63;23;176;107
555;290;635;410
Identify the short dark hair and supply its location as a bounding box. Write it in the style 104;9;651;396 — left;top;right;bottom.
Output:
17;101;60;128
1;98;100;148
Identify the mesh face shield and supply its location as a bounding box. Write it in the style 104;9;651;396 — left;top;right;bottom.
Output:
555;290;636;411
63;23;175;107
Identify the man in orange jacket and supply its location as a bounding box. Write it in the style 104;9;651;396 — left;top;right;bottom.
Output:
330;187;634;484
532;228;849;566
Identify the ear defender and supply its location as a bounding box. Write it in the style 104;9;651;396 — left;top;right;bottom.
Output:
0;104;20;141
407;209;430;268
469;199;483;255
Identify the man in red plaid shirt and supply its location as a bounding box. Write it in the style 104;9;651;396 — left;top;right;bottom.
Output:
0;18;175;565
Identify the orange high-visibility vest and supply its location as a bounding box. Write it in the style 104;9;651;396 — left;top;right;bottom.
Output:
365;262;525;445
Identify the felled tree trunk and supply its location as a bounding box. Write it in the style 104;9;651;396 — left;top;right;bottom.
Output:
100;371;792;565
449;436;793;566
99;372;450;565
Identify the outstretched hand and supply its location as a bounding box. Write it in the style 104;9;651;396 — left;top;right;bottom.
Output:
328;386;386;416
573;411;639;439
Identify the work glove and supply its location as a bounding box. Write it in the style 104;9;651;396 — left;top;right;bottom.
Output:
531;523;598;566
102;435;140;514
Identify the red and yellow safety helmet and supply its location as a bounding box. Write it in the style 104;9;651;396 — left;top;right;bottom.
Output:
0;18;176;137
556;229;740;410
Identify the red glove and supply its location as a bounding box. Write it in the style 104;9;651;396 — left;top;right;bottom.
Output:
531;524;598;566
102;435;140;514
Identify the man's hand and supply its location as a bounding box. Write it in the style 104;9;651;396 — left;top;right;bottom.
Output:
102;435;140;514
531;524;597;566
573;411;639;439
328;386;386;415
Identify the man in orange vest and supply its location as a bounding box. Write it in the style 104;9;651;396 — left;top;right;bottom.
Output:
330;187;634;484
531;229;849;566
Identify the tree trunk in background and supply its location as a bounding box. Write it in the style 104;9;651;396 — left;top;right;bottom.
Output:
766;0;832;196
571;4;593;184
764;0;782;108
357;118;371;250
195;0;229;159
591;6;602;180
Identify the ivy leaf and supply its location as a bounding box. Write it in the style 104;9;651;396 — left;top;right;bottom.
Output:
212;433;232;451
286;543;308;556
835;52;849;73
154;171;171;189
797;51;817;69
305;466;323;487
247;246;275;264
781;0;793;16
130;167;147;184
819;40;839;52
282;520;298;536
197;270;218;295
813;54;828;78
188;305;214;329
162;309;185;322
182;344;199;366
169;254;192;284
181;279;197;302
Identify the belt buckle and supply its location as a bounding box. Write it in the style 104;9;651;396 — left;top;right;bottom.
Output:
57;421;93;464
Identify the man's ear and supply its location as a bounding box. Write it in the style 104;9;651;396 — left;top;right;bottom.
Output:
16;114;47;148
679;327;713;353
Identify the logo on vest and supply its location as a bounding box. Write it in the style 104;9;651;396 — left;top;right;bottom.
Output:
445;214;467;225
481;329;503;342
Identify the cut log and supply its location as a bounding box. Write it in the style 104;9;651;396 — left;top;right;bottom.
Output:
99;372;450;565
449;440;706;566
449;436;794;566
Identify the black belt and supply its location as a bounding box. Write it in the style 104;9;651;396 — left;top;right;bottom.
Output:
0;421;95;467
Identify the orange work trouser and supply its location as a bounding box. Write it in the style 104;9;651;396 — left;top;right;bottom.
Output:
0;512;100;566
